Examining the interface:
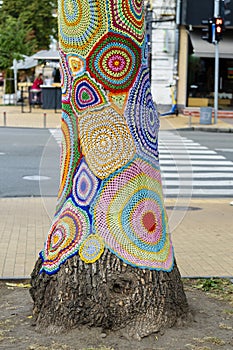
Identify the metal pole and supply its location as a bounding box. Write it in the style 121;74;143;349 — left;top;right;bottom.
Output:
175;0;182;112
21;86;24;113
13;59;18;104
43;113;47;128
214;0;220;17
3;111;6;127
214;43;219;124
189;112;192;127
214;0;220;124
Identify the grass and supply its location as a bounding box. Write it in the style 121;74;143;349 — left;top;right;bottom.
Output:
183;278;233;304
193;336;226;346
224;308;233;315
81;348;114;350
26;346;114;350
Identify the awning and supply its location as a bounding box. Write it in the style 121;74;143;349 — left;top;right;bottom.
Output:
12;55;38;70
32;49;59;60
189;31;233;59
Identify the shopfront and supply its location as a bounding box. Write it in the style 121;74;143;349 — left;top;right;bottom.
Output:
177;0;233;111
187;30;233;109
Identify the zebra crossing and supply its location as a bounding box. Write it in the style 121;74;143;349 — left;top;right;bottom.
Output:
49;128;62;145
159;131;233;197
49;129;233;198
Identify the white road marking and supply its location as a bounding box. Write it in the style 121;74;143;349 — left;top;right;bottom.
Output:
164;180;233;187
215;148;233;153
160;154;224;160
160;160;233;165
164;189;233;196
163;173;233;179
159;149;216;154
23;175;51;181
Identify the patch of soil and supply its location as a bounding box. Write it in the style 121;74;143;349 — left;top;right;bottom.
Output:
0;280;232;350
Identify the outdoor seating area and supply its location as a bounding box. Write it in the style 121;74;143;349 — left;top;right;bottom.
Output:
1;49;61;113
18;82;61;112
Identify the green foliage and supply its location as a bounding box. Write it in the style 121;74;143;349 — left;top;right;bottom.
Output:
183;278;233;304
0;15;35;70
23;0;58;50
194;278;223;292
0;0;58;69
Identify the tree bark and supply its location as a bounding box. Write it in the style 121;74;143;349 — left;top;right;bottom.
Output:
30;0;190;339
30;252;189;339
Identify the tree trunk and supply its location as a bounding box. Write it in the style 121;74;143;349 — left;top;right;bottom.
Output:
30;253;188;340
30;0;189;339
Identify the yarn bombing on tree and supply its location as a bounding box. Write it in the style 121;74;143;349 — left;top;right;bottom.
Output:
39;0;174;275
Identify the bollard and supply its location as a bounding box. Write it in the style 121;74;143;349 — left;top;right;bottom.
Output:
43;113;47;128
3;111;6;127
188;112;192;128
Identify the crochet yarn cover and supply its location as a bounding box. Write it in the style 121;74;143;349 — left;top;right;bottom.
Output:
40;0;174;275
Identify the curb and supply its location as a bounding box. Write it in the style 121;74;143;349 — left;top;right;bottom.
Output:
174;126;233;133
0;125;51;130
1;125;233;133
0;278;30;282
193;126;233;133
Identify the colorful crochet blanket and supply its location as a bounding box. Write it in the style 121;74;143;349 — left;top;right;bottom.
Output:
40;0;174;275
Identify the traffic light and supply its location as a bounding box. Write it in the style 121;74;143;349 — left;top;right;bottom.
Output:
201;18;214;43
221;0;231;26
214;17;224;42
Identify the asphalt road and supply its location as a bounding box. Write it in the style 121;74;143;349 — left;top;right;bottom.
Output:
176;130;233;163
0;127;232;198
159;130;233;197
0;127;60;197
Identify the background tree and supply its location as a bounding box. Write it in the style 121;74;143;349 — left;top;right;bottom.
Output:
0;0;58;69
0;16;35;70
30;0;189;340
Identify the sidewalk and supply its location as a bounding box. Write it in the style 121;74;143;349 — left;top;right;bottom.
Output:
1;104;233;131
0;197;232;279
160;113;233;132
0;104;233;279
0;105;61;129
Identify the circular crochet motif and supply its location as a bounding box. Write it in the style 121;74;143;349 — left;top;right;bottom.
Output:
71;73;108;114
60;49;71;103
58;0;107;57
91;157;174;271
72;159;99;207
108;0;145;45
40;199;90;275
87;33;141;92
79;234;105;264
57;109;81;212
78;107;136;179
125;67;160;163
67;53;86;77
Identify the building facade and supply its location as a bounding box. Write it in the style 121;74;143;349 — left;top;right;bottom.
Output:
149;0;177;110
178;0;233;110
150;0;233;111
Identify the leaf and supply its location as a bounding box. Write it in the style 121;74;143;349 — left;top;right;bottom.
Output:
5;282;31;288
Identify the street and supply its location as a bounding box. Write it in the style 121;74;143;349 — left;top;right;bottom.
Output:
159;130;233;197
0;127;60;198
174;130;233;163
0;126;233;280
0;127;233;199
